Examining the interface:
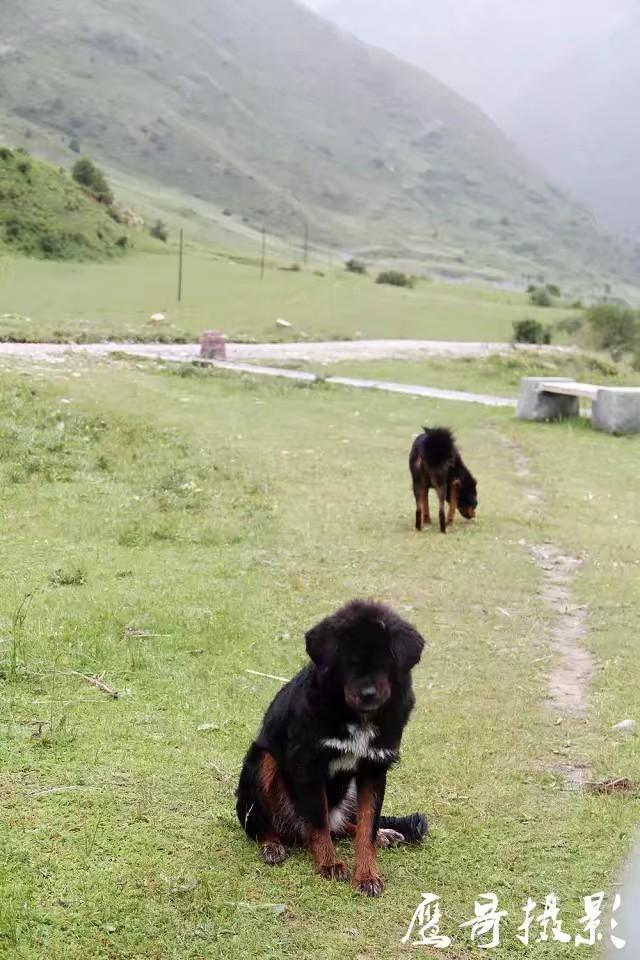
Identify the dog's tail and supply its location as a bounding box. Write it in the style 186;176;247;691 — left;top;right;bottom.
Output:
420;427;456;471
379;812;428;843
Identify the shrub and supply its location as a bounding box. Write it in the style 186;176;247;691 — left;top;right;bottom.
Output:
376;270;414;289
556;315;584;337
528;285;553;308
546;284;561;298
585;303;640;360
150;219;169;242
39;233;65;258
50;566;87;587
72;157;114;205
345;258;367;275
513;318;552;345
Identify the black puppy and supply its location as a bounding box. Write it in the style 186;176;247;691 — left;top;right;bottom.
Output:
409;426;478;533
236;600;428;897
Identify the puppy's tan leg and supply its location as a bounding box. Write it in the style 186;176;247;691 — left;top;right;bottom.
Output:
352;782;385;897
306;793;349;881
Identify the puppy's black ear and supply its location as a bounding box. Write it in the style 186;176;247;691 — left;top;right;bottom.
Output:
305;615;338;671
389;617;425;672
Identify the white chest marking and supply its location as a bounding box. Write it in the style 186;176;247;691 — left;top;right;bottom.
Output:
322;724;395;776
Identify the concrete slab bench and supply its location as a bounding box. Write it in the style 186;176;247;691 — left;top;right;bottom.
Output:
517;377;640;435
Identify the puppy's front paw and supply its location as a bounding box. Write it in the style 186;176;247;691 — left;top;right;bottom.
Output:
353;872;385;897
377;828;405;848
261;840;287;865
318;861;350;882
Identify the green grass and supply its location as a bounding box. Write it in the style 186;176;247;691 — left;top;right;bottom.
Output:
0;249;568;344
295;352;640;398
0;148;130;261
0;355;638;958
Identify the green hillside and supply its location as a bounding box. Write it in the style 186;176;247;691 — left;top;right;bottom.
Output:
0;0;637;282
0;147;129;260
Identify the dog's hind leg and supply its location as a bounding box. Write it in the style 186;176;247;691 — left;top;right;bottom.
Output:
236;748;289;865
423;482;432;526
342;821;405;848
379;812;428;843
413;479;430;531
435;484;447;533
257;751;291;865
413;487;424;531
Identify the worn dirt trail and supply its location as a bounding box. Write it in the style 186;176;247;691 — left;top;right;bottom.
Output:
499;434;594;788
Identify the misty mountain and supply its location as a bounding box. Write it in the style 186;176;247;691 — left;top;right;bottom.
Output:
309;0;639;237
0;0;635;280
310;0;635;118
504;15;640;238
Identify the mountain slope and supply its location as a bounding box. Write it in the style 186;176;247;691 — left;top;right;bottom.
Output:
504;15;640;239
0;0;636;280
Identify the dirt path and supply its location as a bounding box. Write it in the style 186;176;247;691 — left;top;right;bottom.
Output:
529;544;594;719
499;434;594;788
0;339;577;363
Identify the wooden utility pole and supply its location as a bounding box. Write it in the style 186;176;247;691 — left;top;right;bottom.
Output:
177;228;184;302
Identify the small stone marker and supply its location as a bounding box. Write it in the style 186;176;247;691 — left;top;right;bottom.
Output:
200;330;227;360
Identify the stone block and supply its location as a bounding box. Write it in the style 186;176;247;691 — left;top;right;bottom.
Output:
592;387;640;435
516;377;580;422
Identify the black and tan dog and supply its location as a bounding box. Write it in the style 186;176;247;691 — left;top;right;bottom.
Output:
236;600;428;897
409;426;478;533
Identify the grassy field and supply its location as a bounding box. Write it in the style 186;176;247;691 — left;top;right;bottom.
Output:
1;354;638;959
294;352;640;398
0;249;568;344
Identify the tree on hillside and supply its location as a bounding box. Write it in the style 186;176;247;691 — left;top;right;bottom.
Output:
150;219;169;242
72;157;114;205
585;303;640;360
